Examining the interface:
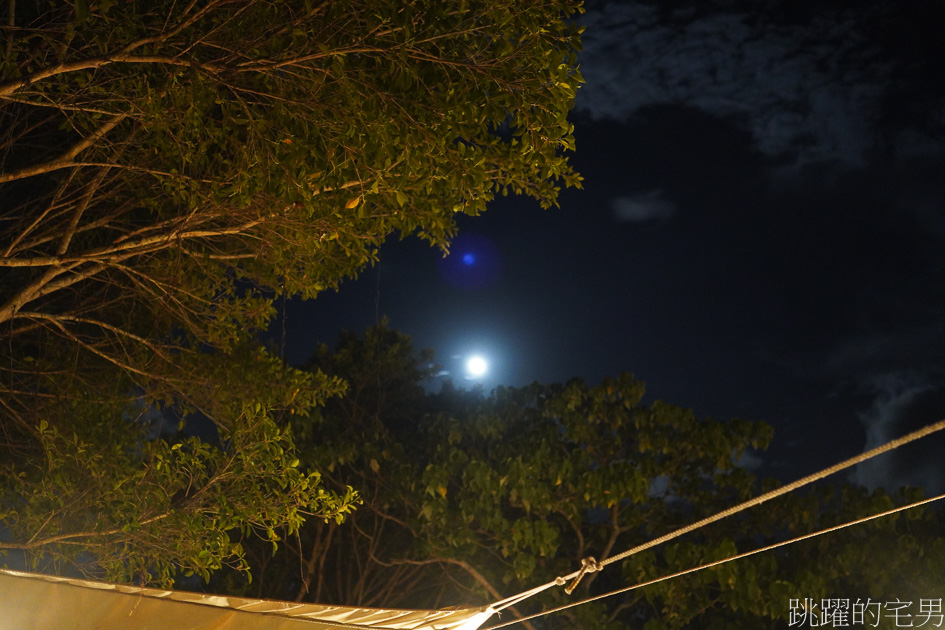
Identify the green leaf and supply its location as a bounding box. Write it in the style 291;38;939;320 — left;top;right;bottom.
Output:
74;0;89;22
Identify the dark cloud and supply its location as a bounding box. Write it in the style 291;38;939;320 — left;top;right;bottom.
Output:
577;1;944;171
569;1;945;493
611;190;676;222
851;374;945;492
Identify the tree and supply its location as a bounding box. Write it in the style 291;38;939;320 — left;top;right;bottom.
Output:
0;0;583;583
226;324;945;630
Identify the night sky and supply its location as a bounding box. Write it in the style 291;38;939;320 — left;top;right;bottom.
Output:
279;0;945;493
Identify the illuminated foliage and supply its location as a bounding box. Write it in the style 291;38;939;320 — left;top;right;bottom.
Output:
0;0;582;583
234;325;945;630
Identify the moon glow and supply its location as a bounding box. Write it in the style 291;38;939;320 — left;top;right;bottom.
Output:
466;356;488;377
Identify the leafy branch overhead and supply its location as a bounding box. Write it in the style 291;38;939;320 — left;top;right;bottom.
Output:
0;0;582;584
0;0;582;372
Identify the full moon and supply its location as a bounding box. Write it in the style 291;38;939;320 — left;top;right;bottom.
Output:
466;356;488;377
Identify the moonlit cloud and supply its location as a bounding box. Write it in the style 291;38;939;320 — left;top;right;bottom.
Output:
577;2;908;170
851;373;945;493
577;7;945;491
611;190;676;223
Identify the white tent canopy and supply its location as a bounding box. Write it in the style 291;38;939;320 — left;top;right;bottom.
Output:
0;569;495;630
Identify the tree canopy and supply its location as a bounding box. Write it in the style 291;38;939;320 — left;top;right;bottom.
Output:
0;0;582;583
219;324;945;630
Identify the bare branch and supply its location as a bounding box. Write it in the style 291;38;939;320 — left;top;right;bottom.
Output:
0;0;228;98
0;114;127;184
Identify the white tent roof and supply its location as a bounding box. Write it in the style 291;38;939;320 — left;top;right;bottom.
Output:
0;569;495;630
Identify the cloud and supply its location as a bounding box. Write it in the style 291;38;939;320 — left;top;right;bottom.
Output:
851;373;945;493
611;190;676;222
575;1;940;171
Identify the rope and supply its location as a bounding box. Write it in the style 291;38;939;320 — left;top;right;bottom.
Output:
601;417;945;568
482;491;945;630
490;582;561;613
489;417;945;613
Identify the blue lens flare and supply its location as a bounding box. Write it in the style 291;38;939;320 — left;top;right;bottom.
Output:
438;233;501;289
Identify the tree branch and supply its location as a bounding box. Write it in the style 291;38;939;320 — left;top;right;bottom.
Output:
0;0;226;98
0;114;127;184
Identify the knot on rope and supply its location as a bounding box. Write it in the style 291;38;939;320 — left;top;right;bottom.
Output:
564;556;603;595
